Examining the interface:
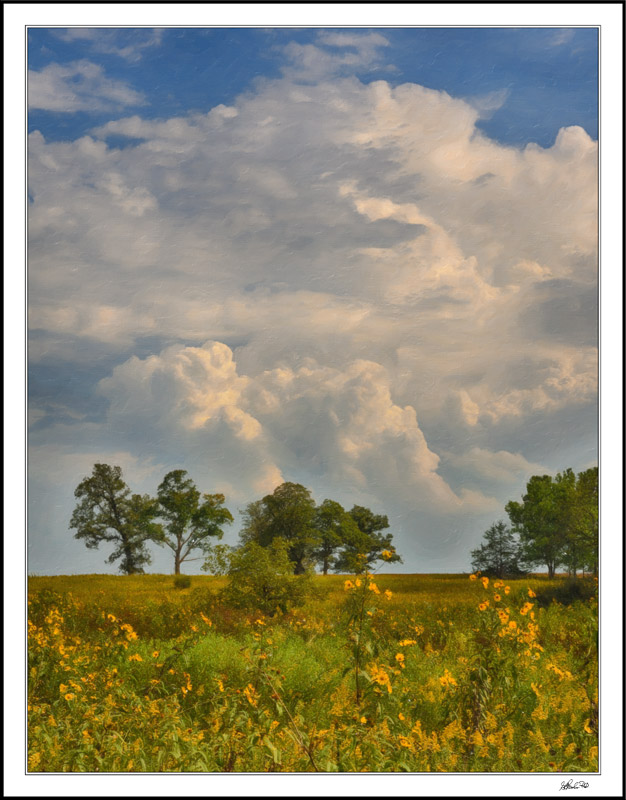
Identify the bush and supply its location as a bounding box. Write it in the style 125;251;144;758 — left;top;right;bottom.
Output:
222;538;312;615
534;577;596;607
173;575;192;590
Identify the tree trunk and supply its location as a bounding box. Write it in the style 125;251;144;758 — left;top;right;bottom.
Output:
174;551;181;574
547;563;555;579
323;557;329;576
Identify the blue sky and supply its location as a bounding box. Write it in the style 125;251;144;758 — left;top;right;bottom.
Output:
27;26;599;575
28;27;598;147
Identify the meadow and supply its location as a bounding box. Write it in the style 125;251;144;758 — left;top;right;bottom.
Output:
27;572;598;773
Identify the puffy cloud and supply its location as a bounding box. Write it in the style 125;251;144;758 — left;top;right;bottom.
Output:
27;39;597;572
282;31;391;81
94;340;497;519
28;60;146;112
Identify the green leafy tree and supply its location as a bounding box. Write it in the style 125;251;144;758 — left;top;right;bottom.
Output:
506;471;578;578
334;505;402;573
201;543;235;576
70;463;163;574
312;499;360;575
239;482;319;574
470;521;526;578
222;538;312;615
568;467;598;576
156;469;233;574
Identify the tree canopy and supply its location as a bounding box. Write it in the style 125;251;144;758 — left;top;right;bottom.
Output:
156;469;233;574
70;463;163;574
504;467;598;577
240;483;400;575
333;505;402;574
239;482;318;574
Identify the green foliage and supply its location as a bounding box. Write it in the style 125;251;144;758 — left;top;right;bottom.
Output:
240;482;318;574
506;467;598;577
157;470;233;574
201;543;234;576
70;463;163;574
222;539;313;615
312;499;359;575
173;575;192;590
239;483;401;576
334;505;402;573
471;521;527;578
27;573;598;773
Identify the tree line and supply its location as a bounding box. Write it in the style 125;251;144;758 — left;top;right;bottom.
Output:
70;464;401;576
471;467;598;578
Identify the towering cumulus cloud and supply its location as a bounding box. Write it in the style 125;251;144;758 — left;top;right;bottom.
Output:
28;29;597;573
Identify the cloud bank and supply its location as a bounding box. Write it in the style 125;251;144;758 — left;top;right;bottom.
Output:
28;33;598;573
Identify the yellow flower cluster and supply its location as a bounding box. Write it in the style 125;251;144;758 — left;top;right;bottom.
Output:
367;663;392;694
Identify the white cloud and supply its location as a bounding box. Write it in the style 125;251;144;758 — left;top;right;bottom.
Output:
54;28;164;62
28;60;145;112
282;31;391;81
443;447;548;484
27;58;598;572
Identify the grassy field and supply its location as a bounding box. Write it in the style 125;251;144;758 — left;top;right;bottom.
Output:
27;572;598;773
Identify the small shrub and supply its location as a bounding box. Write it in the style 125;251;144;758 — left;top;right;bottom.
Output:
222;538;312;615
173;574;192;590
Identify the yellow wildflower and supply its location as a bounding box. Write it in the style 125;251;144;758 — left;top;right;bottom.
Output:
528;588;536;598
243;684;258;707
504;586;510;594
64;693;75;701
478;601;489;611
399;639;417;647
384;589;393;600
343;580;354;591
381;549;393;560
469;573;477;581
481;576;489;589
128;653;143;662
360;716;367;724
493;593;501;602
368;582;380;594
395;653;405;663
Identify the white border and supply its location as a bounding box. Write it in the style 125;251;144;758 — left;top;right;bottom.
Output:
5;3;623;797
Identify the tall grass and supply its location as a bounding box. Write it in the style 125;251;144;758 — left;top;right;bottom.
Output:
27;573;597;773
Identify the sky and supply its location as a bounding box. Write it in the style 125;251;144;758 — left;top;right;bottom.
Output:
26;25;599;575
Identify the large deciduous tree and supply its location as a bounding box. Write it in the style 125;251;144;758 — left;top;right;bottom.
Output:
566;467;598;576
506;474;566;579
312;499;360;575
505;468;598;578
156;469;233;575
333;505;402;573
70;463;163;574
239;482;318;574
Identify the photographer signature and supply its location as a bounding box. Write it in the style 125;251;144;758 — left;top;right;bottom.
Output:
560;779;590;790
